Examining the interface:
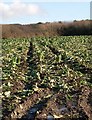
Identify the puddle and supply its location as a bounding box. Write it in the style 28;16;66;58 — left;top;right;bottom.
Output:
21;97;49;120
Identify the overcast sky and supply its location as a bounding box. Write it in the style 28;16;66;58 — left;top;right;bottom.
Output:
0;0;91;24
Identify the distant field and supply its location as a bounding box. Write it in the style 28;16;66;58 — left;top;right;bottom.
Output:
2;36;92;119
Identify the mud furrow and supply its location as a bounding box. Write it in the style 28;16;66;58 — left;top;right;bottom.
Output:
10;88;52;119
78;86;92;120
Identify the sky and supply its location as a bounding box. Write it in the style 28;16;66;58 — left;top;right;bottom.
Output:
0;0;91;24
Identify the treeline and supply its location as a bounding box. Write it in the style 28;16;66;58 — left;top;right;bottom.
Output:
57;20;92;36
2;20;92;38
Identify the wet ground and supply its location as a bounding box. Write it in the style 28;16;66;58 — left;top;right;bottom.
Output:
2;40;92;120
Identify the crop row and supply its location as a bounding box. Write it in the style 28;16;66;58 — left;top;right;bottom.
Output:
2;36;92;118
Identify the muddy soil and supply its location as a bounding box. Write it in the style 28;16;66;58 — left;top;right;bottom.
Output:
2;41;92;120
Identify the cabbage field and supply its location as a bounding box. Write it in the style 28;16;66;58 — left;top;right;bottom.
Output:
2;36;92;120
